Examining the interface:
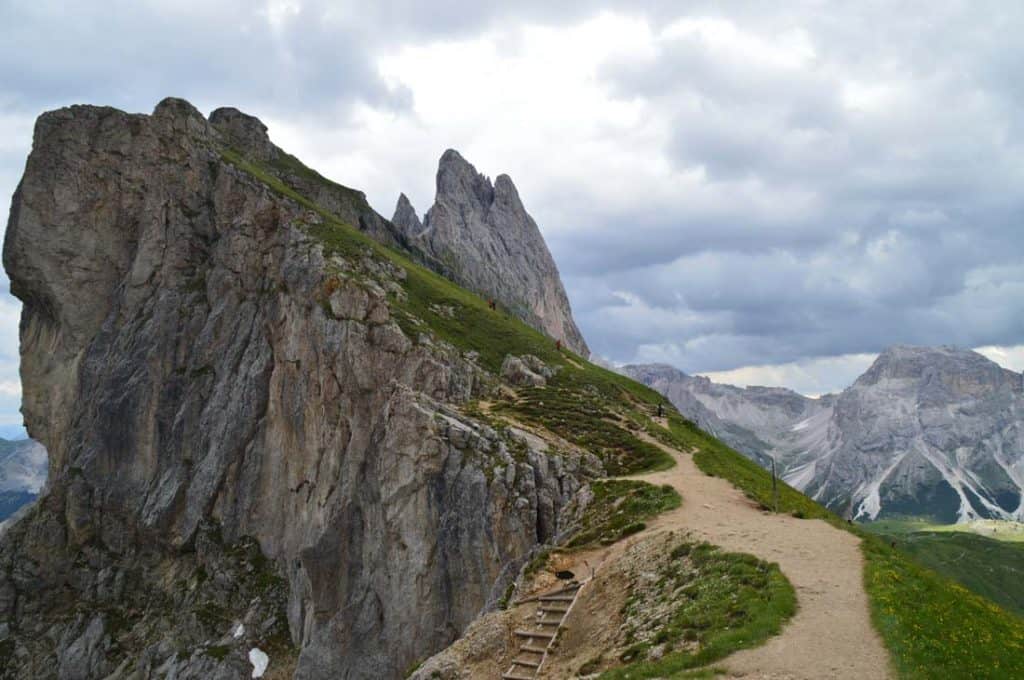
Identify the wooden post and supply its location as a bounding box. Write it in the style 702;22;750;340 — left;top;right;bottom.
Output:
771;457;779;513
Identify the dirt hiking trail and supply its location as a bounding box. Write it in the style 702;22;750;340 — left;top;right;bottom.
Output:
610;438;892;679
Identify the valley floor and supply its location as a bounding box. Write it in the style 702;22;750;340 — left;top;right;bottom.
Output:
614;437;891;679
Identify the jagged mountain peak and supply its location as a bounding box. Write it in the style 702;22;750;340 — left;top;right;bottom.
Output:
856;344;1021;394
209;106;277;162
392;192;423;236
396;148;590;356
435;147;494;204
622;363;689;381
153;96;205;121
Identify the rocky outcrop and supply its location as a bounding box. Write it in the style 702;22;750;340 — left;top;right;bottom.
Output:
209;106;408;251
392;150;589;356
0;99;591;679
392;193;422;236
500;355;552;388
626;347;1024;523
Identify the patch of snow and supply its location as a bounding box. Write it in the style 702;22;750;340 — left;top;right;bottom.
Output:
783;460;817;490
853;453;908;520
790;417;813;432
233;623;245;638
914;446;1010;522
248;648;269;678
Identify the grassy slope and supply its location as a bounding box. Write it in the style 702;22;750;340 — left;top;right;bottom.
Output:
869;529;1024;618
867;517;1024;543
601;541;796;679
221;143;1024;678
567;480;681;548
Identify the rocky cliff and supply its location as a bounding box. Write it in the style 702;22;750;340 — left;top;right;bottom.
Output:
626;346;1024;523
0;98;594;679
392;150;589;357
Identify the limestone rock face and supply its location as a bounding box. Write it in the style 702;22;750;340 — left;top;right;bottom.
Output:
392;150;589;356
500;355;548;387
625;346;1024;523
0;99;589;679
392;193;423;236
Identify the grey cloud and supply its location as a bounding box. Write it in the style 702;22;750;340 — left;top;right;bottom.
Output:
0;1;410;120
542;2;1024;372
1;0;1023;390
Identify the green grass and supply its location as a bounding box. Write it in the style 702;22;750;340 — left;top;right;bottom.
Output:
863;535;1024;678
865;517;1024;543
568;480;681;548
870;529;1024;618
861;518;941;535
499;384;674;475
600;541;796;679
268;149;366;205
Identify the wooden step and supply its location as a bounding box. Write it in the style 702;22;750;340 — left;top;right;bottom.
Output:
513;658;541;668
539;594;575;602
515;629;555;639
536;619;560;626
510;581;583;606
549;583;581;594
541;605;569;613
502;674;534;680
520;644;547;654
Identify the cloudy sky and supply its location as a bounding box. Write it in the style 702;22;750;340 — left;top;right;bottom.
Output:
2;0;1024;429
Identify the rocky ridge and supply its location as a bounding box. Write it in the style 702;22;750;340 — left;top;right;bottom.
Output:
626;346;1024;523
392;150;589;357
0;98;597;679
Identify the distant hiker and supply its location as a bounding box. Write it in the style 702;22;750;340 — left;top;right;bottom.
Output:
555;339;562;351
657;403;664;418
488;298;496;310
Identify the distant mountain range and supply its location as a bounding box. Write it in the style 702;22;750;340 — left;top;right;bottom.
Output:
625;346;1024;523
0;437;47;523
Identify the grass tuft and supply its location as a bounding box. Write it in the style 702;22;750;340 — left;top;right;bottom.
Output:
601;541;795;679
568;480;680;548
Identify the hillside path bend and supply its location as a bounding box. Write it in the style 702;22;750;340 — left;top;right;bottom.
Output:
617;438;893;680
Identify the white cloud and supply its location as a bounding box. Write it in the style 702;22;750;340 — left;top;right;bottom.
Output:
975;345;1024;373
691;344;1024;397
701;353;878;397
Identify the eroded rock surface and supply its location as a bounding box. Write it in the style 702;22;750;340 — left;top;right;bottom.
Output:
0;99;591;679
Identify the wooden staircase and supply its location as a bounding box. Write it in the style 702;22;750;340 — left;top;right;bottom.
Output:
502;581;586;679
